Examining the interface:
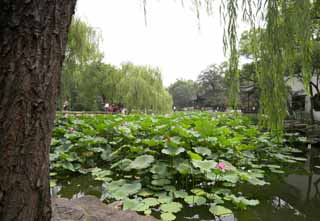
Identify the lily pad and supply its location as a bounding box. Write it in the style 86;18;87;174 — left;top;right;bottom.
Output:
160;202;183;213
184;195;207;206
161;212;176;221
162;147;185;156
143;198;160;207
193;147;212;156
129;155;155;170
209;205;233;217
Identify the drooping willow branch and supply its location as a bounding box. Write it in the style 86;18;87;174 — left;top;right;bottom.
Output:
142;0;315;136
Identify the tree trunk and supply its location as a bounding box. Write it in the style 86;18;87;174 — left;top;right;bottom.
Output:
0;1;77;220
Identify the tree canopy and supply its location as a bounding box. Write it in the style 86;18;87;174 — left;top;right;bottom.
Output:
60;17;172;113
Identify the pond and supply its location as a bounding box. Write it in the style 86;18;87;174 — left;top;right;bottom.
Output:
51;113;320;220
51;146;320;221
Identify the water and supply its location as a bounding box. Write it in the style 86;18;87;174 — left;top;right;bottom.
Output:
51;147;320;221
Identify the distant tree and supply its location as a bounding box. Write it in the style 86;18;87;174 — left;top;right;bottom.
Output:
197;63;227;108
60;17;103;110
118;63;173;113
168;79;198;109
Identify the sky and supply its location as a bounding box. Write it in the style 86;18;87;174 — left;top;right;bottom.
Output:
76;0;248;86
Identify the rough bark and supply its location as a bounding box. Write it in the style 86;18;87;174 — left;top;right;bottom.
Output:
0;1;77;220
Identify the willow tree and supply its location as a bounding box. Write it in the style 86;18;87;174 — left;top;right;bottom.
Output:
118;63;173;113
175;0;317;135
60;16;103;110
0;1;77;220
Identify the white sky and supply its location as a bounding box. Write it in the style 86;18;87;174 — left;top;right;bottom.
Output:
76;0;248;86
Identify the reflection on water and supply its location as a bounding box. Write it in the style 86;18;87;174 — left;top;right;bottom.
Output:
52;146;320;221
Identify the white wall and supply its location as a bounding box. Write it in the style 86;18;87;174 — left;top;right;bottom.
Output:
287;76;320;122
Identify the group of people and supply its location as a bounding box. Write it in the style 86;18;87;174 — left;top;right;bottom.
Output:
104;103;126;114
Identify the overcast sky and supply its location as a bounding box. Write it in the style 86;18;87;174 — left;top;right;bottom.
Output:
76;0;247;86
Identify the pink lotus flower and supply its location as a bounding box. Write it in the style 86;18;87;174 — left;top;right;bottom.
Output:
216;162;226;170
69;127;75;132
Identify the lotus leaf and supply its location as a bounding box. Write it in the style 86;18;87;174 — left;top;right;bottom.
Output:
160;212;176;221
174;190;188;198
192;160;217;172
193;147;212;156
129;155;155;170
191;188;206;196
160;202;183;213
162;147;185;156
187;151;203;161
143;198;160;207
152;179;171;186
184;195;207;206
209;205;233;217
150;162;169;176
123;198;148;211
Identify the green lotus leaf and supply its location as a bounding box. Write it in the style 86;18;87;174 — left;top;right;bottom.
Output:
50;179;57;187
144;209;152;215
209;205;233;217
138;189;154;197
191;188;206;196
193;147;212;156
163;185;176;192
220;172;239;184
162;147;185;156
150;162;169;176
111;159;132;171
248;177;268;186
123;198;147;211
176;161;192;175
224;194;259;209
184;195;207;205
143;198;160;207
129;155;154;170
160;202;183;213
158;194;173;204
161;212;176;221
103;180;141;200
187;151;203;161
192;160;217;172
142;139;160;147
174;190;188;198
152;179;171;186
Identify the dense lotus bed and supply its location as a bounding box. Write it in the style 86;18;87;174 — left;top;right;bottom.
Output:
50;112;303;221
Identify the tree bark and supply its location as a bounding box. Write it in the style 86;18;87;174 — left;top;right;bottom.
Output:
0;1;77;220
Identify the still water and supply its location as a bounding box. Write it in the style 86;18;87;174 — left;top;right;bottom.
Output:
51;147;320;221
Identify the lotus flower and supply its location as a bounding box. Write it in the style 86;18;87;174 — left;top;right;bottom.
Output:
216;162;226;170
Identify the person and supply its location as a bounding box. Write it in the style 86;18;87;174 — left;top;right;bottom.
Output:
63;100;69;111
104;103;109;113
173;106;177;112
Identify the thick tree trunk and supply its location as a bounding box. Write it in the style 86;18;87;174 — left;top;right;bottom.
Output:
0;1;77;220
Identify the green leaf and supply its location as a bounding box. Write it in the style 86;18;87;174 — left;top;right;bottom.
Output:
184;195;206;206
192;160;217;172
191;188;206;196
150;162;169;176
209;205;233;217
152;178;171;186
162;147;185;156
160;202;183;213
123;199;148;212
187;151;203;161
174;190;188;198
161;212;176;221
193;147;212;156
143;198;160;207
176;161;192;175
129;155;154;170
